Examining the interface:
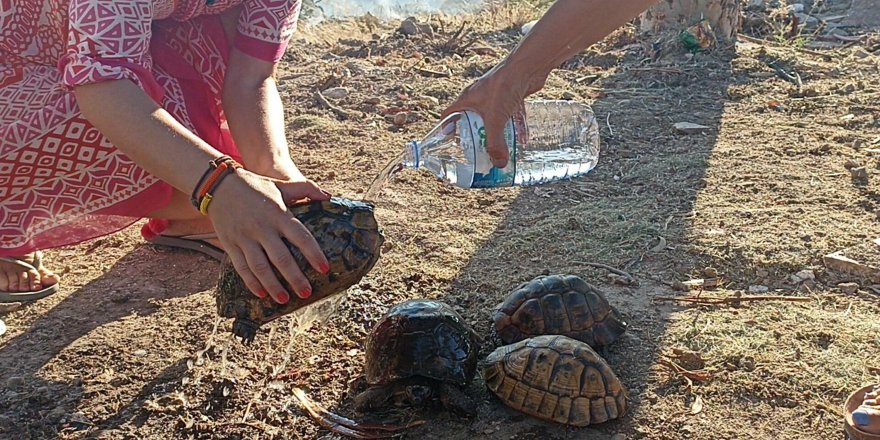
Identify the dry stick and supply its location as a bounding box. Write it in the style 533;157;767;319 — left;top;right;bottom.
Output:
575;261;635;282
654;295;812;304
314;90;351;120
291;388;424;438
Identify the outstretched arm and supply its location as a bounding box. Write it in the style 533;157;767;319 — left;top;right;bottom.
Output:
443;0;658;168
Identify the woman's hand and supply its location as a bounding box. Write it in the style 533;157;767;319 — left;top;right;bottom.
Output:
208;170;332;304
441;0;659;168
441;64;547;169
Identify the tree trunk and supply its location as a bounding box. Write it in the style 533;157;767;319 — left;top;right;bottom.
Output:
639;0;741;42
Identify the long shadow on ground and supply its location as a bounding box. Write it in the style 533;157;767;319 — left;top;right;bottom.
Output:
396;48;737;439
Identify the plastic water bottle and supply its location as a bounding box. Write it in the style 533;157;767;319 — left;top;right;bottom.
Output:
403;100;600;188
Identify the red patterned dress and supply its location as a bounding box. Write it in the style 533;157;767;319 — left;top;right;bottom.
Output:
0;0;301;256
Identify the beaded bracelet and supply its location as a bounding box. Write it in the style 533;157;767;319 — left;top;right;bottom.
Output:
191;156;242;215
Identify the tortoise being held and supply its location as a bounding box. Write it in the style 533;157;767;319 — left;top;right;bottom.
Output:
482;335;627;427
493;274;627;348
353;299;481;416
215;197;383;343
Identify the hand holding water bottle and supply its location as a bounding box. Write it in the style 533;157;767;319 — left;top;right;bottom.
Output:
441;0;658;169
441;63;547;169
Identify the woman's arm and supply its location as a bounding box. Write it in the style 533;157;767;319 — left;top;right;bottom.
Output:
221;48;305;181
444;0;658;168
74;80;329;303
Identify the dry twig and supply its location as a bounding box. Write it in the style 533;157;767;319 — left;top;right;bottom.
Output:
291;388;424;439
575;261;636;284
654;295;811;305
314;90;351;120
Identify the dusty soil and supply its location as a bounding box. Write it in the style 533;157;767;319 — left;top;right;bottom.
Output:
2;3;880;440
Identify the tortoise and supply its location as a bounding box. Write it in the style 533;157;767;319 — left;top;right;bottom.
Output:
482;334;627;427
216;197;383;343
352;299;481;415
493;274;627;348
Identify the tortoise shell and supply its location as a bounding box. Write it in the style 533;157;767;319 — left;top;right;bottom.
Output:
365;299;479;387
482;335;627;427
493;274;626;347
216;197;383;343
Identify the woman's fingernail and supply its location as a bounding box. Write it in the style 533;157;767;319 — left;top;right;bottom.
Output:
319;262;330;274
276;291;290;304
298;287;312;299
256;289;268;298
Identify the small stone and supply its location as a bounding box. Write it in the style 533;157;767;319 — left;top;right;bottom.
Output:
851;167;869;184
46;407;66;422
364;97;381;105
133;349;147;357
672;281;690;292
703;267;719;278
838;282;859;294
787;3;804;13
393;112;408;126
611;434;627;440
748;285;769;293
756;268;769;278
845;159;862;170
790;269;815;283
322;87;349;100
561;91;577;100
420;95;439;106
673;122;711;134
738;356;756;371
6;376;23;388
397;17;433;37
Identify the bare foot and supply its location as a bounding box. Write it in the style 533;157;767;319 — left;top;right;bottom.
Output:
0;252;60;293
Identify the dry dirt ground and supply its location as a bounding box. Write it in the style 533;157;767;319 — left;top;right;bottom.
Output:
2;3;880;440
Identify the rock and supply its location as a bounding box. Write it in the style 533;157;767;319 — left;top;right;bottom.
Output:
6;376;23;389
133;349;147;357
791;269;815;283
795;13;820;28
397;17;433;37
611;434;627;440
748;285;769;293
851;166;869;184
747;0;766;10
703;267;719;278
46;406;66;423
787;3;805;13
674;122;711;134
364;97;381;105
561;91;577;100
521;20;538;35
838;282;860;294
393;112;408;126
845;159;861;170
738;356;756;371
322;87;349;100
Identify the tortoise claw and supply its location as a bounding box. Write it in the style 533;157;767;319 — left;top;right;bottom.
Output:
232;319;259;343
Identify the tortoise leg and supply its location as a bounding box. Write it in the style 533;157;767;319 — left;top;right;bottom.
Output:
352;385;394;412
439;383;477;416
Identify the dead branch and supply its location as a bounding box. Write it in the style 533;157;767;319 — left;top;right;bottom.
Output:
414;66;451;78
654;295;812;305
575;261;636;283
291;388;424;439
314;90;351;120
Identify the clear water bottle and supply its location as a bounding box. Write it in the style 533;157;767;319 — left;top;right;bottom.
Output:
403;100;600;188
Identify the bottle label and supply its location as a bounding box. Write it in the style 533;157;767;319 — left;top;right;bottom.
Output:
462;111;517;188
